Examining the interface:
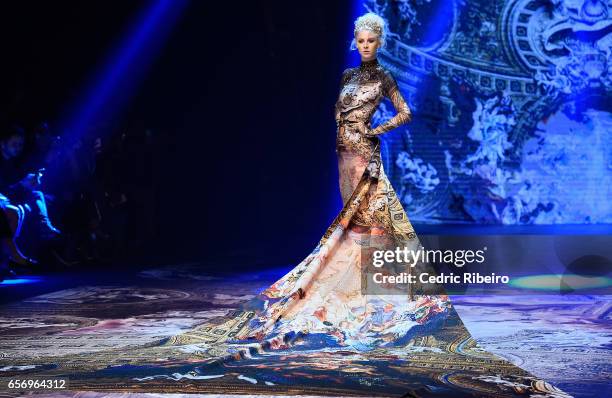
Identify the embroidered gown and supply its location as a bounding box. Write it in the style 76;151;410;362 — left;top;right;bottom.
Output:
167;58;450;355
157;59;568;398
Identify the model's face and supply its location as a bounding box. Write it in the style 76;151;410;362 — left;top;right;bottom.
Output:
355;30;381;61
1;135;25;159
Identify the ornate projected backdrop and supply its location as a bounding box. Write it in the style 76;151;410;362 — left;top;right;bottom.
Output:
367;0;612;224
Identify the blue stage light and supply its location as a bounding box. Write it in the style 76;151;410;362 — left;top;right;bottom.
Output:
509;274;612;292
0;276;44;286
58;0;188;150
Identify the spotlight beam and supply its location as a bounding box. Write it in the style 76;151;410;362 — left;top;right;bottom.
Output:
59;0;189;145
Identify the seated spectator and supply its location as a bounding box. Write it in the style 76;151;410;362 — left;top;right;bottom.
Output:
1;193;34;281
0;124;64;274
0;124;61;238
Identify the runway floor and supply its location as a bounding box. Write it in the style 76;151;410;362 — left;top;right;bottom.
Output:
0;263;609;397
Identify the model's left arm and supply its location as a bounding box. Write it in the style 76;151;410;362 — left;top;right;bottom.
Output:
366;71;412;136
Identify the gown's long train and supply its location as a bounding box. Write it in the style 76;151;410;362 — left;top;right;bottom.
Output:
166;59;447;357
166;138;447;360
158;58;570;397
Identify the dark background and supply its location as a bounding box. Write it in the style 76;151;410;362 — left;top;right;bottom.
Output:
0;0;355;269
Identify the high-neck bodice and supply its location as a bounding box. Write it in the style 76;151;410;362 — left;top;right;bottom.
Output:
333;57;412;157
359;58;379;70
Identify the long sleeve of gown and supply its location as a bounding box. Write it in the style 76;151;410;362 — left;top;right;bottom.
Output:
369;71;411;136
335;68;351;126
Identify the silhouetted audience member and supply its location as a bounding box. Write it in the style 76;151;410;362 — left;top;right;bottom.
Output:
0;118;160;278
1;124;60;236
0;124;63;273
0;193;31;280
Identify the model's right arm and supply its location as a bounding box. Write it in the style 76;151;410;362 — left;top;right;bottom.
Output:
334;68;352;126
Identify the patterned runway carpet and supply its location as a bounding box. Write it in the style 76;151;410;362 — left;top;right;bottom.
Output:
0;264;609;397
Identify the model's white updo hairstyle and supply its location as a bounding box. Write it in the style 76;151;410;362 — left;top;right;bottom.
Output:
350;12;387;51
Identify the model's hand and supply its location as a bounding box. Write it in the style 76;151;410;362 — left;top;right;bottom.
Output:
362;123;380;137
356;121;373;137
363;128;378;137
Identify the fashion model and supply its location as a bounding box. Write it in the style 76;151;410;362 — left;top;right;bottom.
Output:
155;13;566;397
168;12;449;354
